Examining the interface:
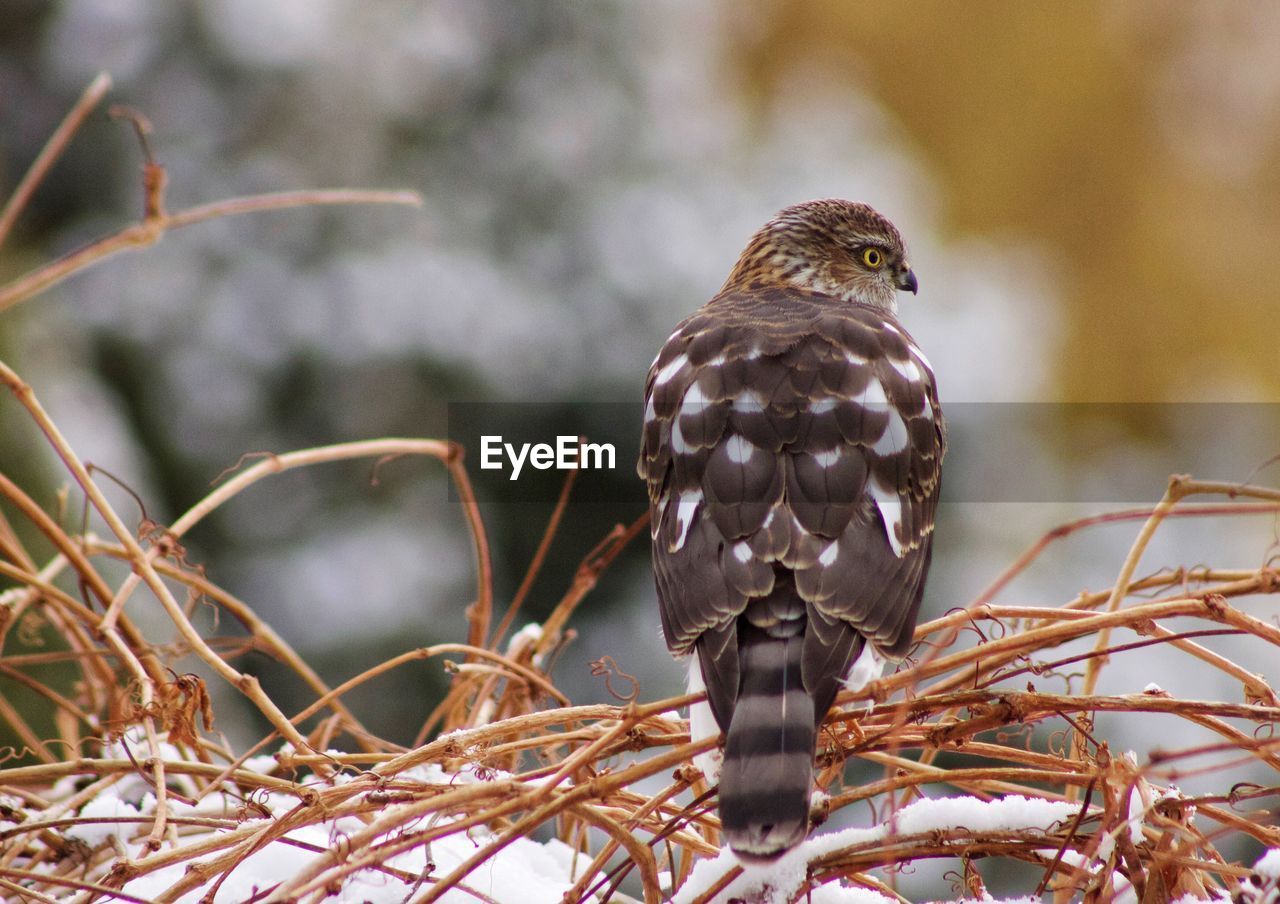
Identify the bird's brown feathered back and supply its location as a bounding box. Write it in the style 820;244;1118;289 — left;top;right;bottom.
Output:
638;200;944;858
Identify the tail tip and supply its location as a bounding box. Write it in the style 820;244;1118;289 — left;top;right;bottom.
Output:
725;818;809;862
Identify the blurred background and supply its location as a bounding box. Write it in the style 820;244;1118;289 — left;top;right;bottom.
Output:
2;2;1279;897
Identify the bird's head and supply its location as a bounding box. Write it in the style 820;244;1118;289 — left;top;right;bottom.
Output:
723;199;917;312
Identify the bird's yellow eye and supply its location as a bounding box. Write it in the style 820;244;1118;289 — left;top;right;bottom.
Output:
861;247;884;269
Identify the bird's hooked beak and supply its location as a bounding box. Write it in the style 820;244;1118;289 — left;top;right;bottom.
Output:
896;265;919;295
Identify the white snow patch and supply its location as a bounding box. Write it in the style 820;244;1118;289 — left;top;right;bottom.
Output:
1255;847;1280;878
1127;789;1145;844
71;748;582;903
123;819;579;903
806;884;898;903
672;795;1080;903
671;825;881;904
1119;752;1145;844
891;794;1080;836
67;795;142;848
1056;848;1100;875
241;752;281;775
1097;826;1115;862
506;622;544;661
1156;785;1194;819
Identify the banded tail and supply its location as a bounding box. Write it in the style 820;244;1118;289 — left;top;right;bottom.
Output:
716;625;815;859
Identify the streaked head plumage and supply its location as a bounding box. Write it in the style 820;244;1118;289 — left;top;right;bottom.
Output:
723;199;917;311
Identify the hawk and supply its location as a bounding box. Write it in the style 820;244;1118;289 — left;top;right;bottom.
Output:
638;199;945;860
